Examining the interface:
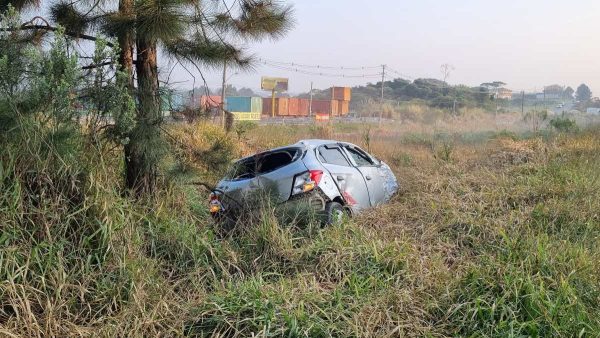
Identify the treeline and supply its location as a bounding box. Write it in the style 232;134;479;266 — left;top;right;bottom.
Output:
303;78;503;113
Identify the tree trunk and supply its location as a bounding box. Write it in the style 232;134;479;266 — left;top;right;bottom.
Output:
117;0;134;88
125;39;161;195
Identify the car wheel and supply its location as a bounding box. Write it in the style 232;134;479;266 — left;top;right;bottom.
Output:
324;201;347;225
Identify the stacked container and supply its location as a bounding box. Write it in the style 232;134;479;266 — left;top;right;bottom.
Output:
332;87;351;101
262;97;289;116
331;87;351;116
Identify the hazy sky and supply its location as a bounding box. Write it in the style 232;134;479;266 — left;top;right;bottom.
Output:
168;0;600;95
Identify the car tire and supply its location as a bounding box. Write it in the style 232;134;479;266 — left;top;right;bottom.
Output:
324;201;347;225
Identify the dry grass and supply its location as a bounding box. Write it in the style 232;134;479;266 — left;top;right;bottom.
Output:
2;116;600;337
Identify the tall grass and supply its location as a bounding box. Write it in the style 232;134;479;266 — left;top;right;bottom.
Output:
2;114;600;336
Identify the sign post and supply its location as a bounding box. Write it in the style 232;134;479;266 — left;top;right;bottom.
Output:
261;77;289;118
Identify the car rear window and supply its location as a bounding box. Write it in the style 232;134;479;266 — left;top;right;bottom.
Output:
318;146;351;166
225;148;301;180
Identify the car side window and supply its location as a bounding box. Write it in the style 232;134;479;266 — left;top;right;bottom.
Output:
344;146;374;166
318;146;351;166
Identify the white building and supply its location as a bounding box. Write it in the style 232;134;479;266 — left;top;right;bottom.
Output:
586;108;600;115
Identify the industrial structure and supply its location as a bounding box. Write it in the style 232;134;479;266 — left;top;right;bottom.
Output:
194;86;352;121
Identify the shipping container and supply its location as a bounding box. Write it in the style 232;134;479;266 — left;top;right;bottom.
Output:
330;100;339;116
331;87;352;101
225;96;262;113
298;98;310;116
198;95;222;109
288;98;310;116
262;97;289;116
310;100;332;115
339;101;350;115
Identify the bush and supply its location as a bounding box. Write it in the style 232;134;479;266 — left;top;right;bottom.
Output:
167;122;240;181
550;116;578;133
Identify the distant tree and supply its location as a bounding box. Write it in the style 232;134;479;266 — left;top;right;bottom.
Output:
576;84;592;102
440;64;454;84
480;81;506;89
237;87;258;96
544;84;564;95
564;86;575;99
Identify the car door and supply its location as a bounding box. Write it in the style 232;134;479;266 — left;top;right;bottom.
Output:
317;144;371;211
341;145;387;206
256;148;308;202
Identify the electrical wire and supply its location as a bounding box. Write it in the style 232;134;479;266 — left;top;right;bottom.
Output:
258;58;381;71
260;60;382;79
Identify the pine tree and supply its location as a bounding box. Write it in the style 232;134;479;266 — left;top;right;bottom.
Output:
3;0;293;195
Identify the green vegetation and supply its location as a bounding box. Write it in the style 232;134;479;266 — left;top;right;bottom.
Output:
2;38;600;333
4;0;293;194
2;7;600;337
550;116;578;133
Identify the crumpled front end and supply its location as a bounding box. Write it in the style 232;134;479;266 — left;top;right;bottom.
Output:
380;162;399;202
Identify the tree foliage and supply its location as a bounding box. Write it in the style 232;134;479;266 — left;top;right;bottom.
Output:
576;83;592;102
2;0;294;195
564;86;575;99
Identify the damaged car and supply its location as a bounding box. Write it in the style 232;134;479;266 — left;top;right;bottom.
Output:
209;139;398;225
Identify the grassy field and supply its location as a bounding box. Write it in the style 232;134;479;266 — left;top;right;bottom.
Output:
2;118;600;336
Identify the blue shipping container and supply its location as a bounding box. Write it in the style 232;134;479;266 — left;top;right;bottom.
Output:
225;97;262;113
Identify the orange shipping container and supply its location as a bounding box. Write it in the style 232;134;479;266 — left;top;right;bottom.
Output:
298;98;310;116
339;101;350;115
288;98;310;116
330;100;339;116
311;100;332;115
194;95;222;109
331;87;351;101
262;97;289;116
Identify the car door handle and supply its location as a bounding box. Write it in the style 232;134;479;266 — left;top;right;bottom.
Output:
365;175;372;181
336;176;345;181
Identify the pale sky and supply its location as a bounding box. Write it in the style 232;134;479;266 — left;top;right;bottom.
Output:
167;0;600;95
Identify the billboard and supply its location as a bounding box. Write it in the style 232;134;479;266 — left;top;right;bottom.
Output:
261;77;288;92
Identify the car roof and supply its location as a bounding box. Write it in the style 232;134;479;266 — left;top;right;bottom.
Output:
296;139;356;148
233;139;359;163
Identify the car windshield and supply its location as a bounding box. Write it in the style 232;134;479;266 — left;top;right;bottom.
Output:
224;147;302;180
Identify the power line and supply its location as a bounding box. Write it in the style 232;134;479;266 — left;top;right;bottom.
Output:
254;58;547;95
257;58;381;71
260;60;382;78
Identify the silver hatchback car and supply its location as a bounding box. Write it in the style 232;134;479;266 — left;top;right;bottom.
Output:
209;139;398;224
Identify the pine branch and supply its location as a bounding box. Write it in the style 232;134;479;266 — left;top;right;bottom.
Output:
1;24;114;47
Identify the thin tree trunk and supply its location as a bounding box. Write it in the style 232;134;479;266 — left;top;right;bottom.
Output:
117;0;134;88
125;39;161;195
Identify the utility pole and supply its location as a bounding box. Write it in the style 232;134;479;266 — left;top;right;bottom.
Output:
330;84;334;121
271;88;276;118
452;99;457;115
309;81;313;117
379;64;385;126
221;61;227;128
543;87;546;110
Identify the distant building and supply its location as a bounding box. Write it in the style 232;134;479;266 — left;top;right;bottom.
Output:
536;92;562;100
496;88;513;100
586;108;600;115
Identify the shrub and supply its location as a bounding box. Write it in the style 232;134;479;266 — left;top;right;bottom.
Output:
550;116;578;133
